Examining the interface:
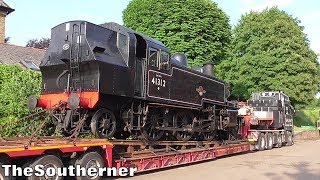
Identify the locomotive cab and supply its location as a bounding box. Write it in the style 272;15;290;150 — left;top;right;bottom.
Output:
131;32;171;97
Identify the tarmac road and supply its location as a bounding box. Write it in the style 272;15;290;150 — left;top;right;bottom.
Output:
129;140;320;180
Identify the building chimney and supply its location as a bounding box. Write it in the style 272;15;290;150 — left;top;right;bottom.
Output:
0;0;14;43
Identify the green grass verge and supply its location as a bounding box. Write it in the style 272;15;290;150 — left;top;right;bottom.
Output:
294;108;320;132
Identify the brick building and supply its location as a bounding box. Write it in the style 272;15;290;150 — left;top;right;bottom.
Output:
0;0;14;43
0;0;45;70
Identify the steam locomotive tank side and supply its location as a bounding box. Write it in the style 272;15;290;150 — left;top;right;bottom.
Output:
139;50;239;141
147;62;226;106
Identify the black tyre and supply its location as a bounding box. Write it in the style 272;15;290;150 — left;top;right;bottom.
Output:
27;155;63;180
281;133;286;145
285;131;294;146
257;133;266;151
275;133;283;148
265;133;273;150
74;152;104;180
91;108;117;139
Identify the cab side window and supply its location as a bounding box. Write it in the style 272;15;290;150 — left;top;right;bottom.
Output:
149;48;158;68
117;33;129;65
160;51;170;70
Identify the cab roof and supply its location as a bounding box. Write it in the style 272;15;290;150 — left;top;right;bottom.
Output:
100;22;170;53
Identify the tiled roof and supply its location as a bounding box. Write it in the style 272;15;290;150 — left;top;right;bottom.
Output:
0;43;46;66
0;0;14;14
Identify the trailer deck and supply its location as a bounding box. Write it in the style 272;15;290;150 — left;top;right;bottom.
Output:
0;136;252;175
114;142;251;172
0;132;297;180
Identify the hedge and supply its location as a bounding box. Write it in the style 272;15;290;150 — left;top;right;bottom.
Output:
0;64;54;137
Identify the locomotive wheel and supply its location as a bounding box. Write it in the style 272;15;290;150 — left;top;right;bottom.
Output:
141;110;165;141
174;111;194;141
91;108;116;139
203;131;215;141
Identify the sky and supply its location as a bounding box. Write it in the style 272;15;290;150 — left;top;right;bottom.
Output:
3;0;320;56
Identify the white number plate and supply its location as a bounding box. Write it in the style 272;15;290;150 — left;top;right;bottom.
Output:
151;77;166;87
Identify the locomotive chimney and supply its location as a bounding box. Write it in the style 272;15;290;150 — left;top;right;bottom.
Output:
203;62;214;76
0;1;14;43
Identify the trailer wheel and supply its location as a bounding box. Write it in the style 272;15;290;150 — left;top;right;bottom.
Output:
257;133;266;151
281;133;286;144
272;133;278;147
27;155;63;180
275;133;283;148
285;131;294;146
265;133;273;150
74;152;104;180
0;162;11;180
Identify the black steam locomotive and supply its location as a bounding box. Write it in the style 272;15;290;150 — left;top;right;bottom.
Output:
28;21;239;141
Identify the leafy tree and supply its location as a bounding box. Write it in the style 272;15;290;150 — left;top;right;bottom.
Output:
123;0;231;66
216;8;320;105
26;38;50;49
